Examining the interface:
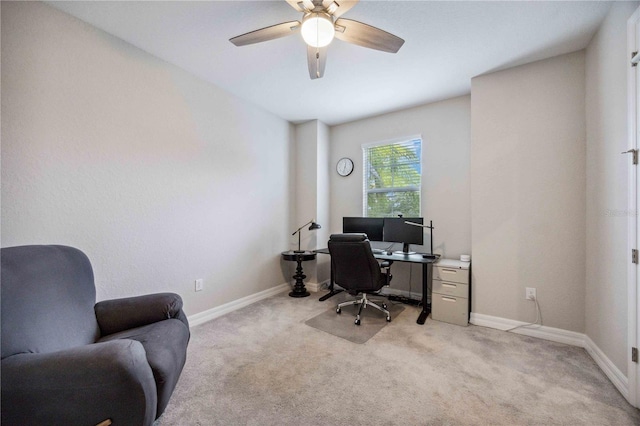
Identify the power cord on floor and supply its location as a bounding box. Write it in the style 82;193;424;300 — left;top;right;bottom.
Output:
384;263;422;307
387;294;421;306
505;295;543;332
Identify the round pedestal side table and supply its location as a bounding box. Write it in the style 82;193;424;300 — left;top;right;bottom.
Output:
281;250;316;298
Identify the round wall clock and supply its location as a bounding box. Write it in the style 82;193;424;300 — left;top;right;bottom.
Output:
336;157;354;177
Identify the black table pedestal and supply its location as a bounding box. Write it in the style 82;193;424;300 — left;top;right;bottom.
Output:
289;258;310;298
281;251;316;298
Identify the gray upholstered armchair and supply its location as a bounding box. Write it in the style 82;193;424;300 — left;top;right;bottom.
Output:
1;245;190;426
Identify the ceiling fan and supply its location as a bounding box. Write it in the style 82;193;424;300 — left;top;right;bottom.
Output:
229;0;404;79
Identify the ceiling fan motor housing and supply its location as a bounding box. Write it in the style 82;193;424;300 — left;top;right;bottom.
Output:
301;12;335;48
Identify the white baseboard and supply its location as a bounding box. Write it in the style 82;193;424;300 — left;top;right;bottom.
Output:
305;282;320;292
187;283;289;327
584;335;629;400
470;312;585;347
305;280;330;293
470;312;629;399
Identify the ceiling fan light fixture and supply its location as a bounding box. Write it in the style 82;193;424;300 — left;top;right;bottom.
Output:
301;12;335;48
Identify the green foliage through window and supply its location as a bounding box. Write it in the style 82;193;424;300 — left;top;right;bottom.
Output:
363;138;422;217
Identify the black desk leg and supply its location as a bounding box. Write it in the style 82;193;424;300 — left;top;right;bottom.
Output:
417;262;432;324
319;289;343;301
318;264;343;301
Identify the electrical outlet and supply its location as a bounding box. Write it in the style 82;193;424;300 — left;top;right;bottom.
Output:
525;287;536;301
195;279;204;292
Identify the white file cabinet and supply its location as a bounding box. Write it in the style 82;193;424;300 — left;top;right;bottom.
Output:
432;259;470;326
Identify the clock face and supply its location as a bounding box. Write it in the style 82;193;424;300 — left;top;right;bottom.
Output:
337;157;354;176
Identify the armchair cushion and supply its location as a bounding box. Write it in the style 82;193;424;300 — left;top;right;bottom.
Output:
95;292;187;336
1;340;157;426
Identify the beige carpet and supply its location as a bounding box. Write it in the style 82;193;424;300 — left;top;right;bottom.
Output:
305;293;405;343
155;290;640;425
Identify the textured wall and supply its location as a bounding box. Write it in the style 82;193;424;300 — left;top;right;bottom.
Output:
1;2;294;316
470;52;586;332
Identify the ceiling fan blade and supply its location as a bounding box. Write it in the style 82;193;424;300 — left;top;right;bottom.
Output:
229;21;300;47
307;45;327;79
323;0;359;18
334;18;404;53
285;0;304;12
286;0;314;12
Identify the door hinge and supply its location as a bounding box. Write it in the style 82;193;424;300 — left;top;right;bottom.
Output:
633;347;638;363
632;51;639;67
633;249;639;264
622;149;638;165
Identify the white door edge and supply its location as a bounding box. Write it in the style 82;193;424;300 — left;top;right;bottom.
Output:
626;5;640;409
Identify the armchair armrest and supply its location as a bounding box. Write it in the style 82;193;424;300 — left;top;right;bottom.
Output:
95;292;187;336
1;340;157;426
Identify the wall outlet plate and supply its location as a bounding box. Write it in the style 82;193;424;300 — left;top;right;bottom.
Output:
525;287;536;300
195;279;204;292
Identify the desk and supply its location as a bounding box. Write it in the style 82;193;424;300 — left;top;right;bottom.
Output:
314;248;435;325
281;251;316;298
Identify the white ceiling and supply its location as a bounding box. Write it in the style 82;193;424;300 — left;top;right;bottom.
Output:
48;1;612;126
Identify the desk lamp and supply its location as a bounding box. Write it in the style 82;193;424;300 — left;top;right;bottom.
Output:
405;220;438;259
292;219;321;253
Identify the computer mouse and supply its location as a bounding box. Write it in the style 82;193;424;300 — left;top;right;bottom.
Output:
386;251;393;255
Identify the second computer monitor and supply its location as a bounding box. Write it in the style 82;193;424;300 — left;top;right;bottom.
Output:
383;217;424;254
342;217;384;241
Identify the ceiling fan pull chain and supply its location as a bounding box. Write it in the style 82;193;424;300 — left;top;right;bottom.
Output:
316;48;321;78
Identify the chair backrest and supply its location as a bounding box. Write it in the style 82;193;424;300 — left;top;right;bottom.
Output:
1;245;101;359
328;234;385;293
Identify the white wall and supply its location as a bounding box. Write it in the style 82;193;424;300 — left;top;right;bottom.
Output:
1;1;294;316
294;121;320;253
470;52;586;332
330;96;471;293
293;120;330;254
290;120;331;286
316;121;331;282
585;1;639;376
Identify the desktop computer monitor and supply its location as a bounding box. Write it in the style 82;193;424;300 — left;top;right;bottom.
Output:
342;217;384;242
383;217;424;254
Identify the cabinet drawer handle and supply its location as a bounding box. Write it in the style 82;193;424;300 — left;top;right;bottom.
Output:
442;283;457;289
442;296;457;302
441;269;458;273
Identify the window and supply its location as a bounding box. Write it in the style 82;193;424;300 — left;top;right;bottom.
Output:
363;137;422;217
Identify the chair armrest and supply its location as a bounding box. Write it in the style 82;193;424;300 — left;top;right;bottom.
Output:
95;292;188;336
1;340;157;426
379;260;393;286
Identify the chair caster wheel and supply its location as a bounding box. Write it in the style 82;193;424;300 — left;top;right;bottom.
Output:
336;307;341;314
386;316;391;322
382;303;388;309
355;319;361;325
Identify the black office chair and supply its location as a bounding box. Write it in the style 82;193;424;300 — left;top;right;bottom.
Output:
328;234;393;325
